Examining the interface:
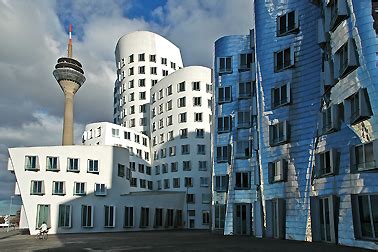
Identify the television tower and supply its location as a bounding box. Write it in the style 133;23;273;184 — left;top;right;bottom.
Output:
53;24;86;145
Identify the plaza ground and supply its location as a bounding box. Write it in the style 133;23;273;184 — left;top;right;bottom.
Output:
0;230;372;251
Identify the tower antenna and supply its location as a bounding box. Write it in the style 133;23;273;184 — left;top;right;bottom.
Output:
68;23;72;58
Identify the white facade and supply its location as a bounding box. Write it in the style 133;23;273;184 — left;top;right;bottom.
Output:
114;31;184;134
8;145;185;234
150;66;213;229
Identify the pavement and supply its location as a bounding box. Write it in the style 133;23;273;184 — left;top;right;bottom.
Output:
0;230;372;252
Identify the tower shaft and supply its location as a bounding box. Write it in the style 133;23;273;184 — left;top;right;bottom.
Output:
60;80;80;145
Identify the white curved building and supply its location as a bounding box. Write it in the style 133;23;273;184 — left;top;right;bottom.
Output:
150;66;213;228
113;31;184;135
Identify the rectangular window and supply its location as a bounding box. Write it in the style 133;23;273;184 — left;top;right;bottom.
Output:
95;183;106;196
219;57;232;74
129;54;134;63
351;194;378;240
104;205;115;227
124;206;134;227
166;85;173;96
161;57;167;65
218;86;232;103
139;91;146;100
181;144;190;155
138;164;145;173
239;53;254;71
157;180;161;190
315;149;338;177
138;66;145;74
187;194;195;203
171;62;176;69
183;161;191;171
150;67;157;75
235;140;252;159
218;116;232;133
58;204;71;228
214;204;226;229
166;209;174;227
52;181;65;195
112;128;119;137
352;141;376;172
167;130;174;141
179;113;187;123
202;194;211;204
193;97;202;106
36;204;50;228
25;156;38;170
164;179;170;189
235;172;250;189
117;164;125;177
194;112;203;122
171;162;178;172
265;199;286;239
271;82;290;109
180;128;188;138
268;159;288;183
140;207;149;227
173;178;180;188
148;181;153;190
192;81;200;91
128;67;134;76
149;54;156;62
88;159;99;173
274;46;295;72
46;156;58;171
269;121;289;146
81;205;93;227
199;161;207;171
160;148;166;159
197;144;206;155
185;177;193;187
138;53;145;61
348;88;372;125
129;80;134;89
162;70;168;76
329;0;348;31
74;182;86;195
206;84;213;93
178;97;186;108
196;128;205;138
216;145;230;163
146;166;151;175
239;81;253;99
162;163;168;173
169;146;176;156
31;180;44;195
178;82;185;92
202;211;210;225
200;177;209;187
215;175;229;192
237;111;251;128
277;10;299;36
155;208;163;227
130;178;137;187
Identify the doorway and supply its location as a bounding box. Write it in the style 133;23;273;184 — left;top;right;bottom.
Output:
234;203;251;235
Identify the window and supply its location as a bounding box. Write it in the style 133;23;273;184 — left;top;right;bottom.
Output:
164;179;170;189
178;97;186;108
124;206;134;227
146;166;151;175
130;106;135;114
159;118;164;129
192;81;200;91
138;164;145;173
126;168;131;180
239;82;253;99
128;67;134;76
31;180;44;195
140;179;146;188
162;70;168;76
196;129;204;138
179;112;187;123
218;86;232;103
219;57;232;74
74;182;86;195
155;208;163;227
348;88;372;125
139;92;146;100
159;133;164;144
138;66;145;74
274;46;295;72
150;67;157;75
321;105;340;134
46;156;58;171
187;194;195;203
160;148;166;159
329;0;348;31
315;149;339;177
58;204;71;228
159;104;163;114
52;181;65;195
173;178;180;188
162;163;168;173
235;172;250;189
197;145;206;155
159;89;164;100
265;199;286;239
202;194;211;204
277;10;299;36
181;144;190;155
271;82;290;109
130;178;137;187
206;84;212;93
166;85;173;96
112;128;119;138
202;211;210;225
269;121;289;146
157;180;161;190
351;141;377;172
268;159;288;183
140;207;149;227
149;54;156;62
129;162;136;171
350;194;378;240
88;159;99;173
200;177;209;187
169;146;176;156
142;137;148;146
155;165;160;175
25;156;38;170
180;128;188;138
194;113;203;122
171;62;176;69
183;161;191;171
167;130;174;141
311;195;339;243
337;39;359;78
165;209;174;227
238;111;251;128
81;205;93;227
235;140;252;159
139;78;146;87
95;183;106;196
214;204;226;229
138;53;145;61
129;80;134;88
161;57;167;65
185;177;193;187
199;161;207;171
129;54;134;63
239;53;254;71
193;97;202;106
148;181;153;190
178;82;185;92
104;205;115;227
218;116;232;133
171;162;178;172
151;79;158;86
36;204;50;228
217;145;230;163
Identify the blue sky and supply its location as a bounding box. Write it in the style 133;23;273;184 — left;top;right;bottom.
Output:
0;0;252;216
